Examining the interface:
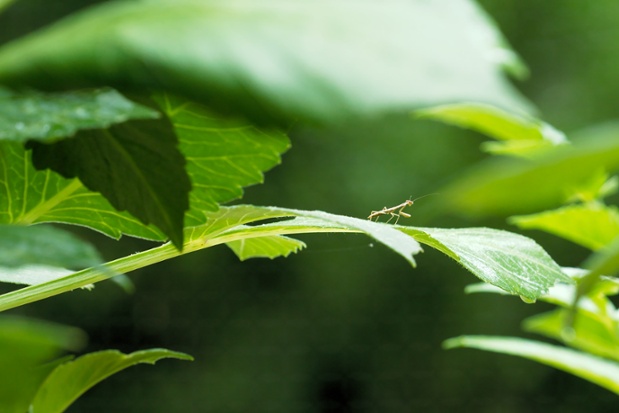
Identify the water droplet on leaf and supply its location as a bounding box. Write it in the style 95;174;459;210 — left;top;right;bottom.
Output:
519;295;536;304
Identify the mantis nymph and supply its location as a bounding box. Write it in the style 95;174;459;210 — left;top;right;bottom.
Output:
367;194;435;224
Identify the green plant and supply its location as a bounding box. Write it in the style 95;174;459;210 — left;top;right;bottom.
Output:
1;0;615;410
440;119;619;394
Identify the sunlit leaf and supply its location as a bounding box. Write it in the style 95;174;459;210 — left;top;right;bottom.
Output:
0;97;288;240
442;125;619;217
30;348;193;413
0;0;15;14
226;232;306;261
29;113;191;249
0;0;532;126
154;93;290;226
0;88;158;143
444;335;619;395
510;203;619;251
0;141;165;239
417;103;566;156
523;309;619;362
402;227;572;301
0;316;85;413
576;235;619;311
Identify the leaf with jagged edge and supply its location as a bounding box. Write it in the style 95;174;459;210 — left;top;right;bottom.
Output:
400;227;572;301
30;349;193;413
0;0;532;126
444;336;619;395
0;141;165;239
0;97;289;240
226;231;306;260
153;93;290;227
30;113;190;249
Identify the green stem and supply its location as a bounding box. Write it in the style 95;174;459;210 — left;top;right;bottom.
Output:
0;242;178;312
0;226;358;312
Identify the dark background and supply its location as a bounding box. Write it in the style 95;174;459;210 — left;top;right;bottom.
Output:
2;1;619;411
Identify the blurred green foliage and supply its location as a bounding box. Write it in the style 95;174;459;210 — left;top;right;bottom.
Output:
3;1;619;412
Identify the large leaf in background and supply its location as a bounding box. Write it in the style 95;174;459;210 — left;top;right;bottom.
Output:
0;224;101;269
0;316;85;413
30;349;193;413
0;225;130;289
444;336;619;395
0;0;15;14
510;203;619;251
575;235;619;313
29;114;191;249
442;123;619;217
417;103;566;157
153;93;290;227
0;0;532;126
523;309;619;362
0;88;158;143
466;271;619;361
0;99;288;240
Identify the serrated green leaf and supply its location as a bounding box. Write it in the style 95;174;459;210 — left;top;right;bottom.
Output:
401;227;572;301
0;96;288;241
226;232;305;261
29;113;191;249
0;88;159;143
417;103;566;157
0;224;101;269
523;309;619;362
510;204;619;251
0;141;165;239
0;0;532;126
443;124;619;217
0;316;85;413
154;93;290;226
30;348;193;413
444;335;619;395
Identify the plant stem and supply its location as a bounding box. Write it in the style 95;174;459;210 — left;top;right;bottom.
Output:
0;242;181;312
0;225;357;312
